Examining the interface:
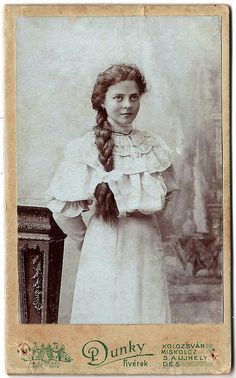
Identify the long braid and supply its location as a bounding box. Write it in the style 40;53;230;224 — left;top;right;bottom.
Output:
94;109;119;224
91;64;147;224
95;111;114;171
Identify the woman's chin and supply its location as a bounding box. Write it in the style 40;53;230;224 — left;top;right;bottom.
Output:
118;116;136;126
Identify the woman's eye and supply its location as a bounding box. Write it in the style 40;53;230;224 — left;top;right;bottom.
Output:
114;96;123;101
131;95;139;101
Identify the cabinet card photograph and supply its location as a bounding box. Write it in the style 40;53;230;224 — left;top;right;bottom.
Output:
5;4;231;375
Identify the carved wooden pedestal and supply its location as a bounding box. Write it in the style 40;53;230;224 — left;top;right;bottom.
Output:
18;205;66;324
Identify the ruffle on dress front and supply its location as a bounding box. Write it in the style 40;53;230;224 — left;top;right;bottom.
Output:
46;129;178;217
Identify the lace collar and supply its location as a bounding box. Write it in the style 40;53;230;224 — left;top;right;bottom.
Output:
112;129;158;155
65;128;172;174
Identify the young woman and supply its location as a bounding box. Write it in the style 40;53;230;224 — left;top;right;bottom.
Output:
46;64;179;324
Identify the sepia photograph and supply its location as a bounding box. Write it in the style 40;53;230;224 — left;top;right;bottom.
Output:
5;4;231;375
17;13;223;325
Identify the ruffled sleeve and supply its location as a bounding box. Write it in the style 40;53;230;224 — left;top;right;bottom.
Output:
143;132;179;203
46;131;98;217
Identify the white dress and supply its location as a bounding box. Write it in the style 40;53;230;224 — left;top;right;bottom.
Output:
46;129;179;324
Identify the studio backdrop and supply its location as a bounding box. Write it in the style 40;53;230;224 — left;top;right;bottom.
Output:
16;15;223;323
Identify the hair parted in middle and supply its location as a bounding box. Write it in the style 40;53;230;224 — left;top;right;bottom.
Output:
91;63;147;224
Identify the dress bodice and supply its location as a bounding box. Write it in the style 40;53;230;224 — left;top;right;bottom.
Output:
46;129;179;217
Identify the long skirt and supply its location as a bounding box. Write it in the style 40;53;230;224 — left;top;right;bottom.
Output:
70;213;171;324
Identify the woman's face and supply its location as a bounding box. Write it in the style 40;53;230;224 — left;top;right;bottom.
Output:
103;80;140;127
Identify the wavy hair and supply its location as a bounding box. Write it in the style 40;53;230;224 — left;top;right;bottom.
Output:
91;64;147;224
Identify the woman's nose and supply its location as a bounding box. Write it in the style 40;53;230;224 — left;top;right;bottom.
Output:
123;98;131;108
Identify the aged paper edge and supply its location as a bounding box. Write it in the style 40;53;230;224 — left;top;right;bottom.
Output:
4;4;231;375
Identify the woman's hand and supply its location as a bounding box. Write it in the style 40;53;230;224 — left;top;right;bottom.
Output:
162;192;176;211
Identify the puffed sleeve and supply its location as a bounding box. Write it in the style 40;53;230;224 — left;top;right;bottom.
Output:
45;132;99;247
144;131;179;206
46;132;99;217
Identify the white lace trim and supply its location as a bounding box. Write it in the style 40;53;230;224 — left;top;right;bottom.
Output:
65;129;172;174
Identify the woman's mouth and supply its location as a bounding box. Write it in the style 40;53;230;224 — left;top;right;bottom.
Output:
121;112;133;116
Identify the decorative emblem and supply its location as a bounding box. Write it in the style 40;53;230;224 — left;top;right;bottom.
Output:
17;342;72;368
